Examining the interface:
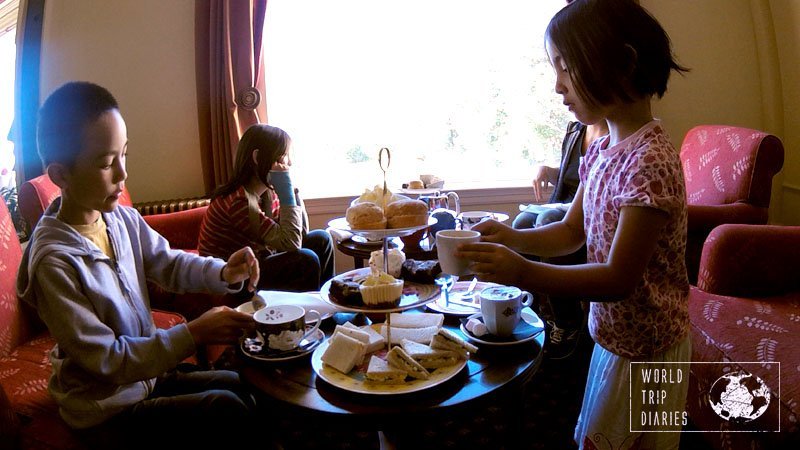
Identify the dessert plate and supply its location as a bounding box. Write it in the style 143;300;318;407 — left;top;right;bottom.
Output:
327;216;437;241
236;291;338;320
397;187;441;195
426;280;500;316
457;212;510;223
240;326;325;362
459;309;545;346
320;268;440;313
311;340;467;395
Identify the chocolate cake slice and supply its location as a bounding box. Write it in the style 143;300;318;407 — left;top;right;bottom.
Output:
329;278;363;306
400;259;442;284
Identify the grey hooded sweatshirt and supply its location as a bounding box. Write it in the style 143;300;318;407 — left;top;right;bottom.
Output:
16;199;237;429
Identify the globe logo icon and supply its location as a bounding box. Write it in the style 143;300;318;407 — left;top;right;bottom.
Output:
709;370;771;423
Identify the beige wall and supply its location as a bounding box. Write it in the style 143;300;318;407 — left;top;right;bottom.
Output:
38;0;799;225
771;0;800;225
39;0;204;202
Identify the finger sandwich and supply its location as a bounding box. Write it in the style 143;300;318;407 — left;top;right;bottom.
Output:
388;312;445;329
342;322;386;353
430;328;478;358
380;325;439;344
386;346;430;380
400;338;459;369
333;324;371;349
365;355;407;385
320;332;367;374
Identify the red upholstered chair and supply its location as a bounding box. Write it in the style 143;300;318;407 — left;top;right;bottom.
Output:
0;198;194;449
681;125;784;284
18;173;207;251
687;224;800;449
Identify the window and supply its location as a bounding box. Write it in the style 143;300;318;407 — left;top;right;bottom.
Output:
0;0;17;191
263;0;569;199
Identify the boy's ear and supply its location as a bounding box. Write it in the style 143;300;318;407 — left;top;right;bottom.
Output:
46;163;70;189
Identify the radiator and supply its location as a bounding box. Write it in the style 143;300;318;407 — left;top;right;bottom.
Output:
134;197;211;216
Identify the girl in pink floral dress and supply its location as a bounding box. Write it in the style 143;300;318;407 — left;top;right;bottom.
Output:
460;0;691;448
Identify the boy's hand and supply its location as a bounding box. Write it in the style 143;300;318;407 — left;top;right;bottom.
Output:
222;247;260;292
187;306;256;345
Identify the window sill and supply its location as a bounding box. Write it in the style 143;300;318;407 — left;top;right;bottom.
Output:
304;185;545;216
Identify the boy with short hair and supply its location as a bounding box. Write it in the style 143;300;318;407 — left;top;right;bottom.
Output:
16;81;261;449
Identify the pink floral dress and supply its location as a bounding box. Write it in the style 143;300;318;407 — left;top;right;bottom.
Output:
579;119;690;358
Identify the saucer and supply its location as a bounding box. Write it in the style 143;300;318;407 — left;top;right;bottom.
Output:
239;326;325;362
459;308;544;346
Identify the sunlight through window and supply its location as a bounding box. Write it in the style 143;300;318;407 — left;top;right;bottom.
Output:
263;0;569;198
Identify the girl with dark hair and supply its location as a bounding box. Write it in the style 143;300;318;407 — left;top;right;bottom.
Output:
199;124;333;292
459;0;691;447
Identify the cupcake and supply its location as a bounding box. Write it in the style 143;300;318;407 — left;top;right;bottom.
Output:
359;270;403;307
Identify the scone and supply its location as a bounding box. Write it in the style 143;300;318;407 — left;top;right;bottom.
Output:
385;199;428;229
346;201;386;229
359;270;403;307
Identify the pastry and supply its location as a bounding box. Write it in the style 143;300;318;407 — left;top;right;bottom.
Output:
345;201;386;229
359;270;403;307
385;199;428;229
400;259;442;284
354;185;402;210
408;180;424;189
329;277;363;306
368;248;406;277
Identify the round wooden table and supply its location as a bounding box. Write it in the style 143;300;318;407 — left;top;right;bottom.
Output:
240;310;544;436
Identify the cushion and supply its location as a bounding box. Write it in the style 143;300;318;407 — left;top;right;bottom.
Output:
688;287;800;441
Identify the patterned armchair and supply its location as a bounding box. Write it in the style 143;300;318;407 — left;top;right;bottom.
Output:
687;224;800;449
680;125;784;284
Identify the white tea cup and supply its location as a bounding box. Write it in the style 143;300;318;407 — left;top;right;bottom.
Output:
436;229;480;276
460;211;492;229
479;286;533;338
253;304;321;351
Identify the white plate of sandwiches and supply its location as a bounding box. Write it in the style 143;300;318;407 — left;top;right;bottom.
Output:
311;313;477;395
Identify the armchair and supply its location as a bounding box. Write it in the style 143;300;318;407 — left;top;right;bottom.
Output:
18;174;209;251
0;198;193;449
680;125;784;283
687;224;800;449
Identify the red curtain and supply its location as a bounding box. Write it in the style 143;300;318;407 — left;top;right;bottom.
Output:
195;0;268;194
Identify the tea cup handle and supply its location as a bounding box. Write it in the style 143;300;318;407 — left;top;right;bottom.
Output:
520;291;534;308
301;309;322;341
447;192;461;215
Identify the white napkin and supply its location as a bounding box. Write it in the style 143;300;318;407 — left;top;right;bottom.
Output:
326;226;352;243
257;290;340;318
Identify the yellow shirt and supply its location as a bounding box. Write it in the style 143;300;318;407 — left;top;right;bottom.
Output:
67;216;115;261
